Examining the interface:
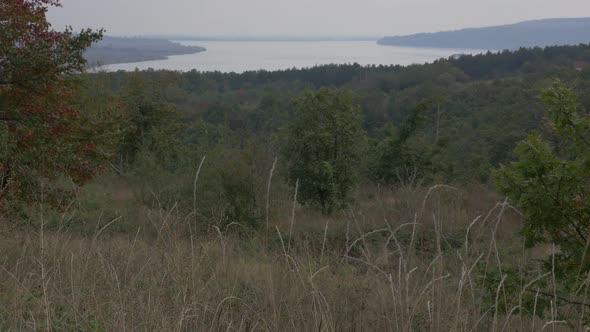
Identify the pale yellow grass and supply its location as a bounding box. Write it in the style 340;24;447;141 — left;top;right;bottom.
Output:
0;186;581;331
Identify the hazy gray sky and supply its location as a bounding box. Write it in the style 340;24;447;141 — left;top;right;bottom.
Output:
48;0;590;37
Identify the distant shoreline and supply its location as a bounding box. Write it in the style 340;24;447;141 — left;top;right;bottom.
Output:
139;35;380;42
103;41;483;73
85;36;206;67
378;17;590;50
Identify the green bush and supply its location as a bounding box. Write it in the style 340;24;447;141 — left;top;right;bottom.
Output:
283;88;367;214
495;81;590;309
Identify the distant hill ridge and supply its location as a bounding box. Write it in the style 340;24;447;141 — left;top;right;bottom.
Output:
85;36;206;67
378;18;590;50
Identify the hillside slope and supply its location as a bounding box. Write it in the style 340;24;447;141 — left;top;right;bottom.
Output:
84;36;206;66
378;18;590;50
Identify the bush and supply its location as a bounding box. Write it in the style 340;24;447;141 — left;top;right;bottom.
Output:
283;88;367;214
495;80;590;301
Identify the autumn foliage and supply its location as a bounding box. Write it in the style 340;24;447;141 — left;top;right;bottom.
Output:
0;0;104;207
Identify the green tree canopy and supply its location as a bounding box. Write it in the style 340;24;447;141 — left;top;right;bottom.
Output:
495;81;590;283
371;101;433;186
283;88;366;214
0;0;105;208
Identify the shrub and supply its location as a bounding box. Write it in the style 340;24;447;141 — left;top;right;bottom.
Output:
495;80;590;294
283;88;367;214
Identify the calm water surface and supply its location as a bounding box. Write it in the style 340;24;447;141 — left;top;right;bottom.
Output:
105;41;483;73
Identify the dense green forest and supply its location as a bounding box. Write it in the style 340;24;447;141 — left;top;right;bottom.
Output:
37;42;584;233
82;43;590;187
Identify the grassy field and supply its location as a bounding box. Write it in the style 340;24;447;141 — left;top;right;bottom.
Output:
0;183;581;331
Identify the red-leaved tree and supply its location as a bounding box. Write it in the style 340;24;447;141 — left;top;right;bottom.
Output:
0;0;106;209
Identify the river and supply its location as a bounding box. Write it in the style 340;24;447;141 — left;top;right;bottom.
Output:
104;40;483;73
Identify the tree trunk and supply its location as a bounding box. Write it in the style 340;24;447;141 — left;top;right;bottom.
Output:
435;103;441;145
0;161;11;203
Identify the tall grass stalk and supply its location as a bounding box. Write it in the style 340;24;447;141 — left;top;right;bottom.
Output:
0;185;584;330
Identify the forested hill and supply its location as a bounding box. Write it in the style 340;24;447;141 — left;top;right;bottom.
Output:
378;18;590;50
86;44;590;183
84;36;206;66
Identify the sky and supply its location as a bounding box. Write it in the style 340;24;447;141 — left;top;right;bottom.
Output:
47;0;590;37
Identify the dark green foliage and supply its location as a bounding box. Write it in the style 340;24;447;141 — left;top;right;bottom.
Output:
495;80;590;291
480;266;552;322
118;73;182;170
83;44;590;188
193;148;264;229
449;44;590;80
129;147;263;230
371;101;434;185
67;44;590;227
219;157;260;229
283;88;367;214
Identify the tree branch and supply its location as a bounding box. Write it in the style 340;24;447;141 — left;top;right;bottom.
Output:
526;289;590;308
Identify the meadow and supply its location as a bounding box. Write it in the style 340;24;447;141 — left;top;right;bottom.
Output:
0;180;576;331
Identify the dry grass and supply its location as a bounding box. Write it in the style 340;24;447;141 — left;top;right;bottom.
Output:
0;185;582;331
